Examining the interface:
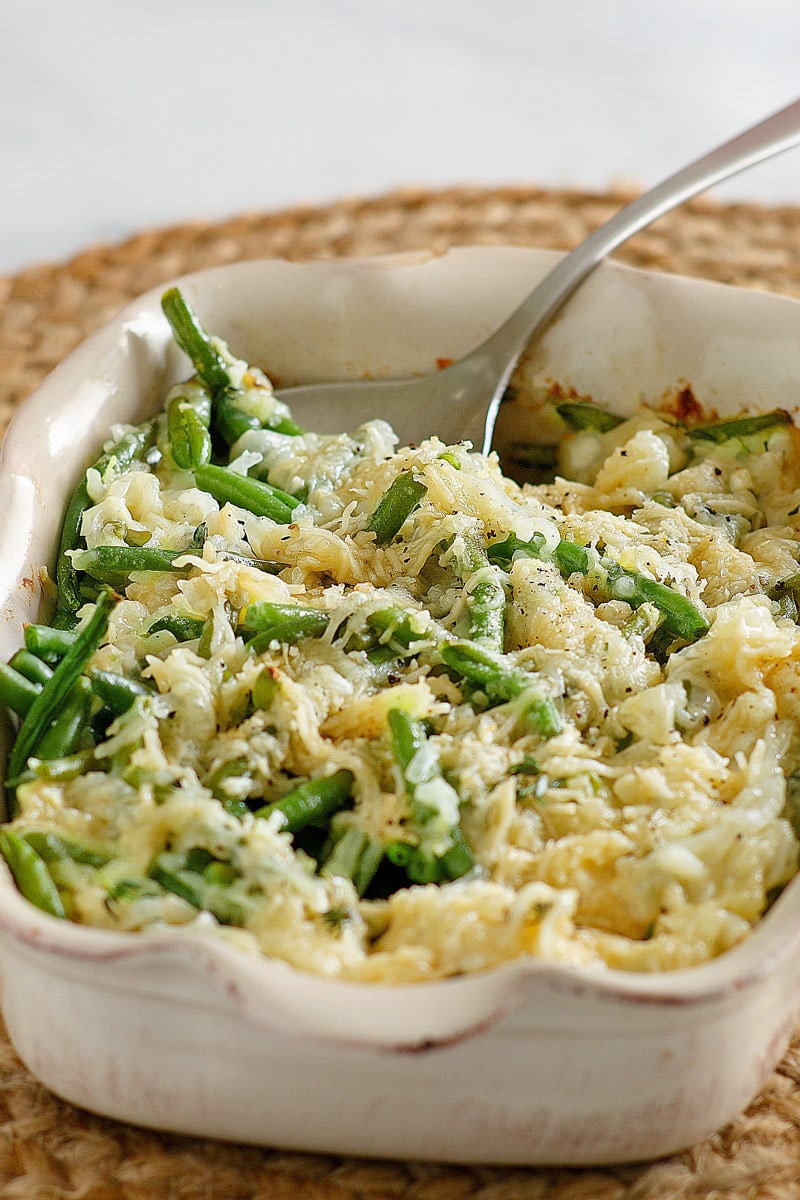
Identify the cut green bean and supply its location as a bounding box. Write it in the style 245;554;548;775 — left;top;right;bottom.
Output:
367;472;427;545
148;852;244;925
454;535;505;650
253;769;354;833
23;830;112;869
242;602;329;652
688;410;792;443
0;830;65;918
7;591;114;802
439;641;531;703
488;534;708;642
212;394;260;445
387;707;474;882
194;464;298;523
556;401;625;433
439;641;562;736
517;692;563;739
72;545;185;589
36;676;93;760
267;414;305;436
206;761;252;820
197;615;215;660
24;625;78;662
0;663;42;717
9;650;53;687
252;667;280;711
388;707;427;785
160;289;304;445
160;288;232;397
321;823;383;895
365;607;448;654
56;424;152;616
89;669;150;715
167;381;213;469
147;614;206;642
19;750;95;785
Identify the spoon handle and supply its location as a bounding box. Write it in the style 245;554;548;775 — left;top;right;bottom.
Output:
478;96;800;453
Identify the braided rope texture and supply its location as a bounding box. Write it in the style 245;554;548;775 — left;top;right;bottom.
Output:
1;186;800;1198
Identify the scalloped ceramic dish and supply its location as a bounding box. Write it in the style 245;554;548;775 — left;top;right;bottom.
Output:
2;247;800;1166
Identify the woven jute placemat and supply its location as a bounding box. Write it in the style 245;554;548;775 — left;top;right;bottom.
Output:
2;185;800;1199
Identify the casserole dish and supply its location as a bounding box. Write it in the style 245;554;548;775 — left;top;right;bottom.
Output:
1;246;800;1164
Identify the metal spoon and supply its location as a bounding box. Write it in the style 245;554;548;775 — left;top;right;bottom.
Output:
276;97;800;453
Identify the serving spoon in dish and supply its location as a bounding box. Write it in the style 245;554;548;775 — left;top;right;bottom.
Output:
276;96;800;454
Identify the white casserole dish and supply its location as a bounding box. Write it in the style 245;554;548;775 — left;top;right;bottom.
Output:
2;246;800;1165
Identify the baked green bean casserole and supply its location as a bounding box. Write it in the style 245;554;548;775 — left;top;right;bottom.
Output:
1;288;799;982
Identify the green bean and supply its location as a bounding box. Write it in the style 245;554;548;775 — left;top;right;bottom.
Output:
688;410;792;443
253;769;354;833
7;591;114;802
517;692;563;739
552;539;591;577
194;464;298;523
9;650;53;687
388;706;426;784
24;625;78;662
204;861;239;886
384;839;440;883
56;425;152;616
599;562;709;641
212;395;260;445
510;754;543;776
384;830;474;886
367;471;427;545
148;853;244;925
213;386;303;444
488;534;708;643
365;607;448;654
89;669;150;715
23;830;112;869
197;615;215;660
454;535;505;650
147;614;206;641
267;414;304;436
437;827;475;879
167;381;212;470
439;641;562;736
252;479;302;511
556;401;625;433
73;545;185;589
242;602;329;652
439;640;530;703
160;288;232;397
321;823;383;895
36;676;93;760
252;666;280;711
0;663;42;717
387;707;474;882
0;830;65;918
160;289;305;444
19;750;95;785
205;761;252;819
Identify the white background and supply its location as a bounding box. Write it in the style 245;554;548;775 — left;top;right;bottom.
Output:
1;0;799;275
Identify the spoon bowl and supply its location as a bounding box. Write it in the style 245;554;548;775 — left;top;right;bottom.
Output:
276;96;800;453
